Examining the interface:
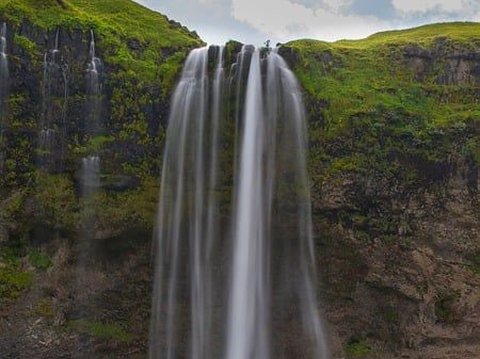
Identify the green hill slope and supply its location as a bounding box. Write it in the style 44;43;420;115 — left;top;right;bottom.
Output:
0;0;203;81
283;22;480;183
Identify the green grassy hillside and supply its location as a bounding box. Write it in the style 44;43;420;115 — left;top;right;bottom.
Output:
285;22;480;187
0;0;203;81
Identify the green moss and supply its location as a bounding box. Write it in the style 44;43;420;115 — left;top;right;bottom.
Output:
13;34;37;53
159;51;189;94
464;138;480;165
73;135;115;156
345;339;372;357
33;172;78;231
70;319;133;343
93;177;159;232
0;259;32;305
28;249;52;270
34;297;54;318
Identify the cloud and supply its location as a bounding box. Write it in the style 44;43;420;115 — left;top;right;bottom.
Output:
231;0;388;42
392;0;467;14
133;0;480;45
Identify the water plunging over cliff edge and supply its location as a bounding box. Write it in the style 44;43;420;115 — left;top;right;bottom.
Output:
38;28;69;171
150;45;329;359
0;22;9;172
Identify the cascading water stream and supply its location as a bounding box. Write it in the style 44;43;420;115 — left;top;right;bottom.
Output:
39;28;68;171
82;29;103;193
150;45;329;359
86;29;102;131
74;31;103;346
0;22;8;117
0;22;8;173
226;48;268;359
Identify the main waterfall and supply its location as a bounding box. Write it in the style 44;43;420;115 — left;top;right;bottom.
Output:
150;45;329;359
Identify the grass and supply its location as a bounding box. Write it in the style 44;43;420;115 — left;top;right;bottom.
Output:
70;319;133;342
289;22;480;50
345;339;372;357
0;0;204;81
287;23;480;130
28;249;52;270
285;22;480;187
0;250;32;305
34;297;54;318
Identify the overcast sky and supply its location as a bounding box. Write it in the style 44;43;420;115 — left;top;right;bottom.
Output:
133;0;480;45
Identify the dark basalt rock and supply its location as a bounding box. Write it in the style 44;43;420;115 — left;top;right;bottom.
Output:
404;38;480;85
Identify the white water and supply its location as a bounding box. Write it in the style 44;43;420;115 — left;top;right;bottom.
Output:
0;22;8;172
82;30;103;190
39;28;68;170
150;45;329;359
87;30;102;99
0;22;8;112
226;48;268;359
81;155;101;196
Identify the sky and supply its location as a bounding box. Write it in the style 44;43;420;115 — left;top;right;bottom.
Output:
133;0;480;45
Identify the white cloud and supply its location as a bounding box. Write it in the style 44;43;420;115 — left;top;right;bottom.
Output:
231;0;388;42
392;0;464;13
322;0;351;13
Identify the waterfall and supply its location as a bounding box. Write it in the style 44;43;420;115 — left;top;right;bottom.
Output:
0;22;8;117
81;29;103;193
74;31;103;344
80;29;103;232
0;22;8;172
226;48;268;359
150;45;329;359
81;155;101;197
86;29;102;134
38;28;68;171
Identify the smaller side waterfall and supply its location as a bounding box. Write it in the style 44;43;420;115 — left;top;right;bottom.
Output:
81;155;101;198
86;29;103;135
79;29;103;241
74;31;104;348
38;28;69;171
0;22;9;173
0;22;8;114
81;29;103;193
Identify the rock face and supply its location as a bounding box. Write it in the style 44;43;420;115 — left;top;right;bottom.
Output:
405;39;480;85
315;160;479;358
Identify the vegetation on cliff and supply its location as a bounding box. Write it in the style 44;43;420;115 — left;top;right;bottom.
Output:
284;22;479;197
0;0;203;229
0;2;202;353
